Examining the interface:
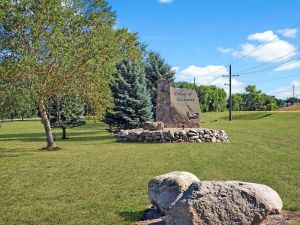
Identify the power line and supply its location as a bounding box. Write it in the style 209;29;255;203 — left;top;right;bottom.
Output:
229;21;300;65
248;73;300;83
207;21;300;77
239;58;300;76
235;49;299;74
263;88;300;93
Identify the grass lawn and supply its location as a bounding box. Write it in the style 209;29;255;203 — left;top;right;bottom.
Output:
0;111;299;225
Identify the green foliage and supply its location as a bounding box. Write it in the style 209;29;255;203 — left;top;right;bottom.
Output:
0;81;37;120
232;94;243;111
286;97;300;105
48;94;85;139
232;85;279;111
145;51;175;117
198;85;227;112
175;82;227;112
0;0;140;147
105;59;153;130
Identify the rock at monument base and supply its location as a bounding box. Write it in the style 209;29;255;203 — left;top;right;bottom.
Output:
116;128;229;143
148;171;200;214
166;181;283;225
143;121;164;131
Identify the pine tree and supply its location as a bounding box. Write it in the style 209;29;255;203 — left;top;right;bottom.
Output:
145;51;175;118
105;60;153;130
48;94;85;139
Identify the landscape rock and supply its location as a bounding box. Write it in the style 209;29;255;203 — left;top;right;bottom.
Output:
116;128;229;143
148;171;200;213
166;181;283;225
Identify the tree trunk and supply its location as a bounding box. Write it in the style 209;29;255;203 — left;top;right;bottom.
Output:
62;127;67;139
38;99;57;150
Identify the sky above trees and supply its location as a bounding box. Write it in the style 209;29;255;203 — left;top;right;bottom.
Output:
108;0;300;99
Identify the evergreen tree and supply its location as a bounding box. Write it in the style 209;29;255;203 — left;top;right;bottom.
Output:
105;60;153;130
145;51;175;118
48;94;85;139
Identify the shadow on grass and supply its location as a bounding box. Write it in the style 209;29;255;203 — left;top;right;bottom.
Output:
222;112;273;121
118;210;144;223
0;132;47;142
0;148;34;158
0;131;115;143
58;135;115;142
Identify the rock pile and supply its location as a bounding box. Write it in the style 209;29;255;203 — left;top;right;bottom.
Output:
117;128;229;143
146;171;283;225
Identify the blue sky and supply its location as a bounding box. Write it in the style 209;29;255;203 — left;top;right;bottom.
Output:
108;0;300;99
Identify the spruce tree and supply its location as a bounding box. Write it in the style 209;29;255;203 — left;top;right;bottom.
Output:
105;60;153;130
48;94;85;139
145;51;175;118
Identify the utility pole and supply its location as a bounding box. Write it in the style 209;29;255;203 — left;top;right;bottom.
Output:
222;64;239;121
292;84;295;105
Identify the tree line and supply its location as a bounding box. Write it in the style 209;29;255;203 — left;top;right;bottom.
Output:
232;85;278;111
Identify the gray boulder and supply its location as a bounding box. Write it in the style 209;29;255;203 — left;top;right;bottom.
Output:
166;181;282;225
148;171;200;213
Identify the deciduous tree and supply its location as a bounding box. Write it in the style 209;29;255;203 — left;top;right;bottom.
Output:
0;0;139;149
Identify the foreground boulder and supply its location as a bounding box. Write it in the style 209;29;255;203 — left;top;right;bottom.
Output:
166;181;283;225
148;171;200;213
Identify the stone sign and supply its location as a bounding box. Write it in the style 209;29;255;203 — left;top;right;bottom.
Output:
156;79;200;128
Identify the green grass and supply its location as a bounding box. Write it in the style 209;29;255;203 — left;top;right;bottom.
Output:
0;112;300;225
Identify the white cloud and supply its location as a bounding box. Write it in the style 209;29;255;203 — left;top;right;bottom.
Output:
248;30;277;42
274;61;300;72
267;80;300;99
157;0;174;3
217;47;233;54
175;65;243;94
219;30;298;64
278;28;298;38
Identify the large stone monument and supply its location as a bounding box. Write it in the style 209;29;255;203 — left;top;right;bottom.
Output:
156;79;200;128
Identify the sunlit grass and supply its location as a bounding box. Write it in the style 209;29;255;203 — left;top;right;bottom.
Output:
0;112;299;225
